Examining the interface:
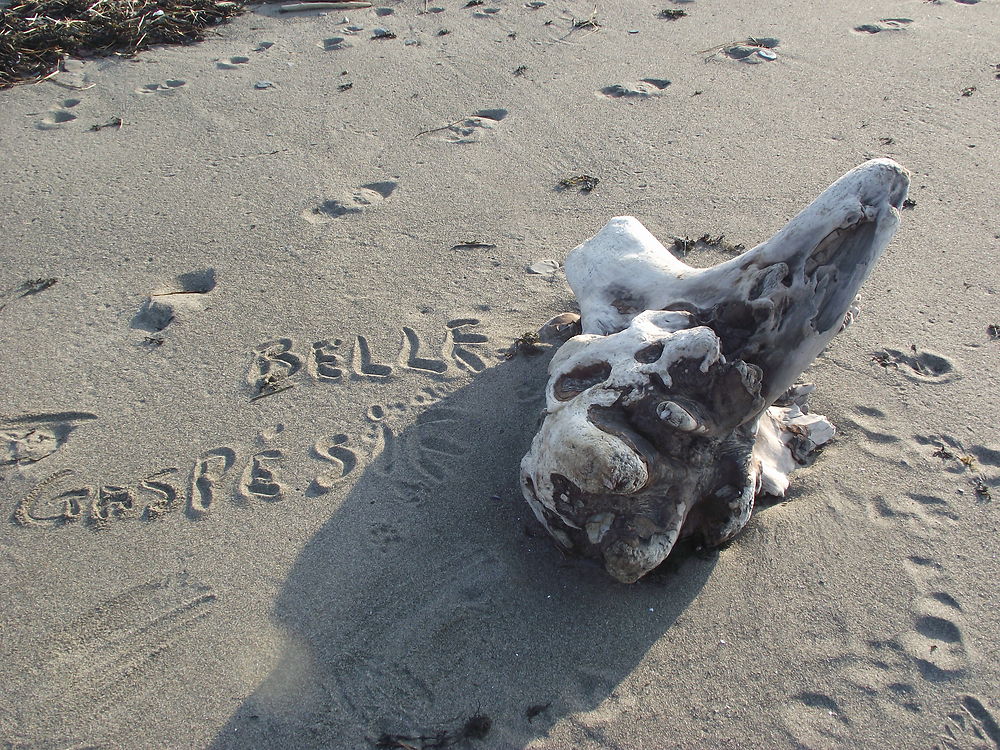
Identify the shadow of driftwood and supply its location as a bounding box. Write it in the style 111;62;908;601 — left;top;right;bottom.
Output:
210;353;715;749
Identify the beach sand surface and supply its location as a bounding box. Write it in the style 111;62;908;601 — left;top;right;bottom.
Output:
1;0;998;747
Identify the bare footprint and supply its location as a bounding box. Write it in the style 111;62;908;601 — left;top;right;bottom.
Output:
216;55;251;69
936;695;1000;750
302;181;398;224
868;491;959;539
136;79;187;95
419;109;509;144
782;551;975;747
782;691;851;747
28;573;216;720
872;347;956;383
709;37;780;63
901;562;971;681
319;36;353;50
132;268;216;334
37;109;77;130
854;18;913;33
598;78;671;99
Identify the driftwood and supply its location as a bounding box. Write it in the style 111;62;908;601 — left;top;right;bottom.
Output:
278;0;371;11
521;159;910;583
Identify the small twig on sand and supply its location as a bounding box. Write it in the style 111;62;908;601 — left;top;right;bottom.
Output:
279;1;371;12
249;384;294;402
413;119;463;139
550;5;600;44
47;77;97;90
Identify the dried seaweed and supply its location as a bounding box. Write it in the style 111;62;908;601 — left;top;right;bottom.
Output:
0;0;248;88
572;14;599;30
671;233;745;257
0;277;57;312
503;331;544;359
557;174;599;193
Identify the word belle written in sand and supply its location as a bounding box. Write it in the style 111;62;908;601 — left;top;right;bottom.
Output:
247;318;489;397
522;159;910;583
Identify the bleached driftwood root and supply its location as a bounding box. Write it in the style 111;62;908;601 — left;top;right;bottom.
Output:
521;159;909;583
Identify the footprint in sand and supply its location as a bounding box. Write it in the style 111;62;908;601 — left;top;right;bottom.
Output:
840;405;913;463
319;36;353;50
867;490;959;539
781;648;924;747
37;99;82;130
936;695;1000;750
302;181;398;223
782;555;975;747
216;55;251;69
871;346;957;383
900;556;972;682
854;18;913;33
23;573;217;724
136;79;187;95
1;411;98;467
710;37;780;63
598;78;671;99
132;268;216;334
417;109;509;144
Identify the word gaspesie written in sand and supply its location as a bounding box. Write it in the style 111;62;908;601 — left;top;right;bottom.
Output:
12;402;426;529
248;318;489;399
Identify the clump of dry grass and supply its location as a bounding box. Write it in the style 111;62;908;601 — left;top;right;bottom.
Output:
0;0;248;88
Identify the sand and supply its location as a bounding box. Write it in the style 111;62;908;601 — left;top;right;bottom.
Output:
1;0;998;747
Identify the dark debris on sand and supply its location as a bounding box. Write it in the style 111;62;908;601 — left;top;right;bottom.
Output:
671;233;745;257
0;0;248;88
0;277;57;312
557;174;599;193
371;713;492;749
502;331;544;359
